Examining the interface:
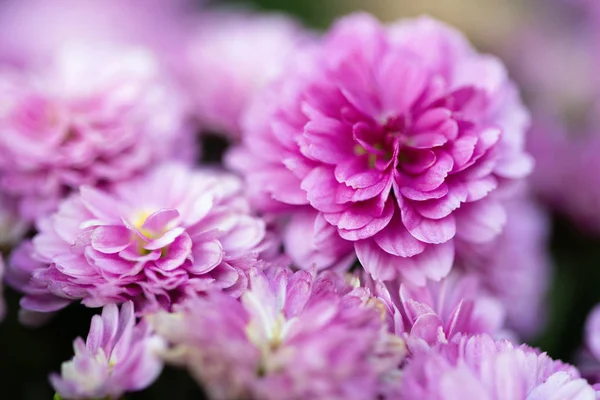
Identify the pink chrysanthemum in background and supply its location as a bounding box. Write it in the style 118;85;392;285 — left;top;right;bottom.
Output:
50;301;164;399
0;0;194;68
364;271;506;353
8;163;270;314
0;43;196;221
577;305;600;385
178;10;311;139
229;13;532;284
400;333;596;400
151;267;405;400
456;190;551;339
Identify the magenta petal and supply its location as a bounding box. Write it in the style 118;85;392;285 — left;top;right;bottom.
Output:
189;240;223;274
407;150;454;192
302;166;346;213
373;215;426;257
402;205;456;244
337;199;394;240
377;49;427;114
91;226;131;254
355;239;399;281
155;234;192;271
141;209;180;235
397;241;454;285
455;198;507;244
407;133;448;149
400;183;449;201
302;117;354;164
412;186;467;220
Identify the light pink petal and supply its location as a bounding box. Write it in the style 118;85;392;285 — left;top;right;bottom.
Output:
91;226;131;254
455;198;506;244
373;215;426;257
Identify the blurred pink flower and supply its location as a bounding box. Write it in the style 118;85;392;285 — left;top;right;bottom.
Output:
151;267;405;400
50;301;164;399
8;163;270;314
456;191;551;339
228;13;532;284
179;10;311;138
0;43;196;220
578;305;600;385
366;271;506;353
400;333;596;400
0;0;193;67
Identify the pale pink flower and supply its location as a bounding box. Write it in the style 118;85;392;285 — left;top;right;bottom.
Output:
0;43;196;220
179;10;311;138
229;13;532;284
8;163;269;313
151;267;406;400
365;271;506;353
400;333;596;400
456;190;551;339
50;301;164;399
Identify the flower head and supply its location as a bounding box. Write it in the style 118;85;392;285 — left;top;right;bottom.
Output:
151;267;405;400
0;43;196;220
229;13;532;284
179;10;310;138
366;271;506;353
50;301;164;400
400;333;596;400
9;163;269;313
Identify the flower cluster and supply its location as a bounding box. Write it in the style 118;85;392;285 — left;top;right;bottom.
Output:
151;267;406;400
0;1;597;399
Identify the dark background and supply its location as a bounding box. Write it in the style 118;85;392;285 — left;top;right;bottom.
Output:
1;0;598;398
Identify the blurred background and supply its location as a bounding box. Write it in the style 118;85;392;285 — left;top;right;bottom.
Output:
2;0;600;398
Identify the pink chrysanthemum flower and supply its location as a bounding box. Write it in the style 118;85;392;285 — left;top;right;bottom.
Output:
8;163;269;314
400;333;596;400
0;43;196;220
0;0;192;67
151;267;406;400
365;271;506;353
179;10;311;139
457;191;551;339
228;13;532;284
50;301;164;400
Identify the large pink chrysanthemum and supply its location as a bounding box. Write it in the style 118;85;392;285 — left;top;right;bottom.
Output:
0;43;196;220
51;301;165;399
7;163;270;313
151;267;405;400
229;13;532;284
400;333;596;400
